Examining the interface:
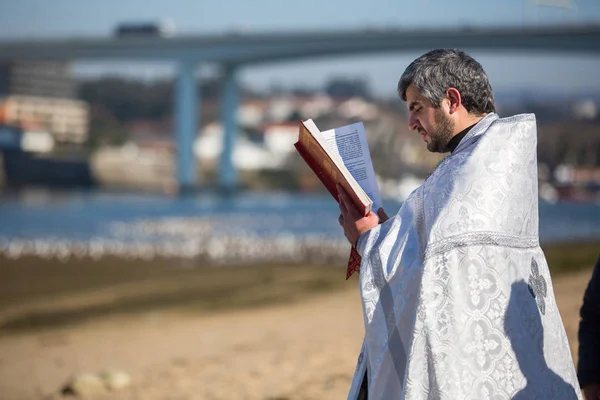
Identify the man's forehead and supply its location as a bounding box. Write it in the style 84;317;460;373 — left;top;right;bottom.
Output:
405;84;424;101
405;85;432;110
406;92;422;109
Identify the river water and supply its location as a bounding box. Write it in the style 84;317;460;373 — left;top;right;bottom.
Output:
1;189;599;264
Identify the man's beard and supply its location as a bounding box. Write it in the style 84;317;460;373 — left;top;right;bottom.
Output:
427;109;455;153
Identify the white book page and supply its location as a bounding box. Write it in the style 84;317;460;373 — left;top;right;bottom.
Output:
318;122;383;211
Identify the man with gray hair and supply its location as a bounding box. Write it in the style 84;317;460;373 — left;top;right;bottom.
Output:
337;49;581;399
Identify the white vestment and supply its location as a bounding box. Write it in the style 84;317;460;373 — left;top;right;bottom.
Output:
348;113;582;400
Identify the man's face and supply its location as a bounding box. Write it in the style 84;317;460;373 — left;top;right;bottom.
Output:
405;84;455;153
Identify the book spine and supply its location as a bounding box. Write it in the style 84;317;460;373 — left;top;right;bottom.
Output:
294;141;369;216
295;142;363;280
294;142;339;201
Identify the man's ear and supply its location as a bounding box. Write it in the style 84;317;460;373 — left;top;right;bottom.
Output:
446;88;461;114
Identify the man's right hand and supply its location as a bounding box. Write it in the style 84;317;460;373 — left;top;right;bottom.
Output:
584;383;600;400
337;185;380;246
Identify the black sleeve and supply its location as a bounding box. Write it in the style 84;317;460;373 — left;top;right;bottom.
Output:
578;255;600;388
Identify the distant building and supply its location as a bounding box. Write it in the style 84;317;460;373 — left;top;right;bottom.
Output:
0;96;88;144
0;61;89;144
0;61;77;99
262;122;298;154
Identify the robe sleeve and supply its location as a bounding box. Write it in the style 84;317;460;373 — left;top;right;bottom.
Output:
355;190;423;282
356;223;381;258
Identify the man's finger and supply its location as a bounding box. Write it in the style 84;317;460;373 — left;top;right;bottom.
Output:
338;198;348;215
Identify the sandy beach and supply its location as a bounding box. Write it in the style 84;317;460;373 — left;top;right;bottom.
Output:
0;257;594;400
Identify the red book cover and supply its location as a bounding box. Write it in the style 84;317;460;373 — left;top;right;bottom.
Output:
294;121;366;279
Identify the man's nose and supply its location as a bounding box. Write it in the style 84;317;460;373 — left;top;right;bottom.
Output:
409;115;419;131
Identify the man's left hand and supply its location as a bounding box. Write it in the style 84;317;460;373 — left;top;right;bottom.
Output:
337;184;380;246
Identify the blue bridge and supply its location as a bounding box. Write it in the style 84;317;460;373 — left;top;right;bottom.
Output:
1;24;599;191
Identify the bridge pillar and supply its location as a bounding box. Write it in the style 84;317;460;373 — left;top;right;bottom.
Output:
219;63;239;191
175;61;198;192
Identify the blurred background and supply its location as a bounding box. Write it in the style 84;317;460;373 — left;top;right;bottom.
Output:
0;0;599;399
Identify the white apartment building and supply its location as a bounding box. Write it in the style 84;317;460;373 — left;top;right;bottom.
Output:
0;95;89;144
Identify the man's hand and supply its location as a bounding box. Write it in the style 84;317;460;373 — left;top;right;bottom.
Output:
584;383;600;400
337;184;385;246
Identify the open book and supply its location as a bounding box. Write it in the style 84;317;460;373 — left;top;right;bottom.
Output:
294;119;382;279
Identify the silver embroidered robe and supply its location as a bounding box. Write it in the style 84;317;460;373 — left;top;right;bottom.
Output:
348;113;582;400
